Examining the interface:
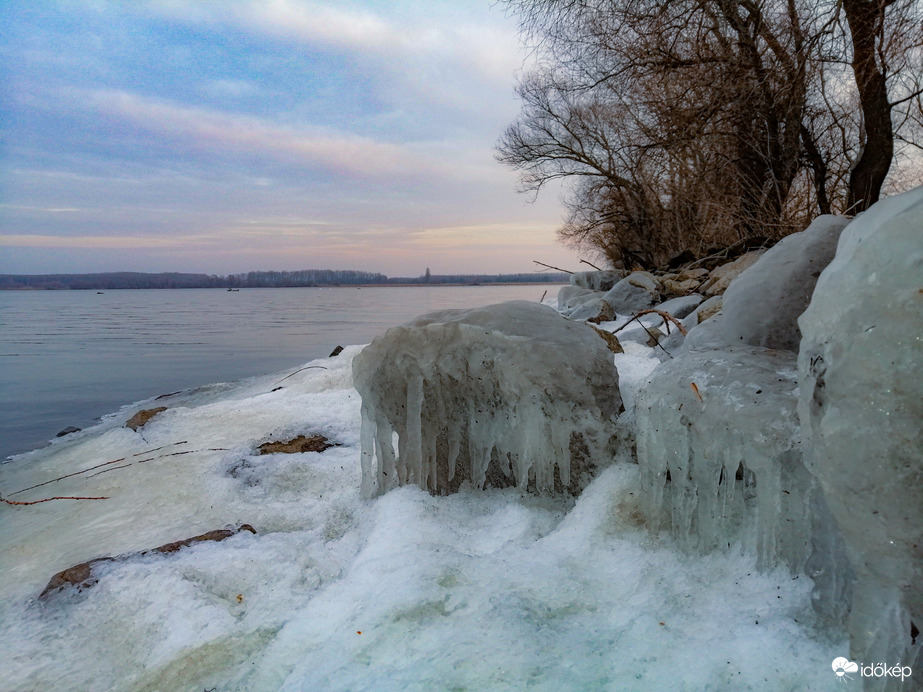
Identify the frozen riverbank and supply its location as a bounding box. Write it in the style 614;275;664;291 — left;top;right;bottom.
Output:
0;343;843;690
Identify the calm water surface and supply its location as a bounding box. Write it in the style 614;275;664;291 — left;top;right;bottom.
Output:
0;285;560;459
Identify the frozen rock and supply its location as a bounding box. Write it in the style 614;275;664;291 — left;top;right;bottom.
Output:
700;250;765;296
353;301;623;497
654;294;703;320
687;296;723;327
636;346;811;572
557;285;599;312
125;407;167;431
798;187;923;672
721;216;850;350
570;270;624;292
601;272;661;314
567;297;614;322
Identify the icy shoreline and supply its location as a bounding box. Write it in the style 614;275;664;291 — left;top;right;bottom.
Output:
2;188;920;689
0;341;845;690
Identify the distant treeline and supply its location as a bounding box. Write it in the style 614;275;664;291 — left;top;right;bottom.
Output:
0;270;568;290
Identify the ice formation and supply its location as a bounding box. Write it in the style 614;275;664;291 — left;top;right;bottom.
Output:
0;300;852;690
721;215;850;350
634;346;812;572
352;301;622;497
798;187;923;675
601;271;661;313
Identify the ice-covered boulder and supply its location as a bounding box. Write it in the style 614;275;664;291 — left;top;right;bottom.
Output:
721;216;850;350
798;188;922;672
570;270;623;292
654;294;703;320
557;285;599;312
353;301;623;498
601;272;661;314
636;346;811;572
567;297;614;322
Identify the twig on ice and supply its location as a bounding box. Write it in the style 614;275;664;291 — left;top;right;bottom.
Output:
273;366;328;386
1;493;109;506
613;310;687;336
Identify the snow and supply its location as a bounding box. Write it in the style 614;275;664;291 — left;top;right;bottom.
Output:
353;301;622;497
0;316;846;690
798;186;923;673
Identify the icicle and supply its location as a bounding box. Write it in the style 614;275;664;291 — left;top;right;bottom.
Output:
352;301;622;496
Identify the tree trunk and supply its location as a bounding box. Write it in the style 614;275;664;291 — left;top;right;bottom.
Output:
842;0;894;213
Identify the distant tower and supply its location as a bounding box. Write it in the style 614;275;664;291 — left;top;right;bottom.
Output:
424;267;431;283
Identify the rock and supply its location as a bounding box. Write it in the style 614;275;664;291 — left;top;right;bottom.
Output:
39;557;115;598
798;188;923;669
567;297;614;322
353;301;622;497
586;300;616;324
39;524;257;599
125;407;167;431
147;524;257;554
644;326;666;347
557;285;600;312
655;294;703;320
721;215;850;350
684;295;723;327
601;272;662;314
700;250;766;296
258;435;334;454
570;270;624;292
329;345;344;357
591;326;623;353
55;426;81;437
661;277;702;295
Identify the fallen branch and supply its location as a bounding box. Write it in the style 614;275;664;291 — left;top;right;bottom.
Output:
610;309;686;359
613;309;687;336
2;493;109;506
8;457;126;496
9;441;190;496
273;365;328;386
533;260;573;274
87;463;132;478
132;441;187;456
579;259;602;270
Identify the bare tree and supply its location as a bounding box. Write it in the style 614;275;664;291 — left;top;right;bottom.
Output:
498;0;922;266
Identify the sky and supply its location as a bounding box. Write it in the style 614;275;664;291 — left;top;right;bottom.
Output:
0;0;583;277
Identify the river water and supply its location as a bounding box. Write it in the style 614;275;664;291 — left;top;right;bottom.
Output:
0;284;559;459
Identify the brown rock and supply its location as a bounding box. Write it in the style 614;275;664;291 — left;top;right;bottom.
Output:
149;524;257;554
586;300;616;324
39;557;115;598
258;434;334;455
700;250;766;296
125;407;167;431
592;327;624;354
39;524;258;599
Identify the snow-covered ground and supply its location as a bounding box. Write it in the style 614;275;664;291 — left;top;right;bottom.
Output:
1;332;846;690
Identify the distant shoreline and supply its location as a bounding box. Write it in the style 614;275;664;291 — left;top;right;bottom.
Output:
0;271;569;291
1;282;566;291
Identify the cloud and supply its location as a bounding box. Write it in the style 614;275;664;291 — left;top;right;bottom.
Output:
89;89;437;177
0;234;185;249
